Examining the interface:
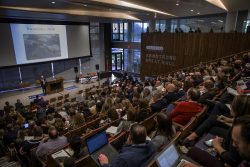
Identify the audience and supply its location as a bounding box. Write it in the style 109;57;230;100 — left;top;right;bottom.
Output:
98;124;156;167
151;112;176;151
171;88;203;125
232;116;250;167
0;51;249;167
36;126;68;160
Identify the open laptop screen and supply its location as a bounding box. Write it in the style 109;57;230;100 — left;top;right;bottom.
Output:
86;131;108;154
156;144;180;167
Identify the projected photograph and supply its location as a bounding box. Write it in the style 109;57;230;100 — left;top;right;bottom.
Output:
23;34;61;60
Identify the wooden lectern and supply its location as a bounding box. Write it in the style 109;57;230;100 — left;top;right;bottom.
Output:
46;77;64;95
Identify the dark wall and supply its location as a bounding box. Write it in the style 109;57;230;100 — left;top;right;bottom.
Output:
140;32;250;78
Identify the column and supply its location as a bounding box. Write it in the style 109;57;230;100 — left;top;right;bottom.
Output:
149;19;156;32
225;11;238;32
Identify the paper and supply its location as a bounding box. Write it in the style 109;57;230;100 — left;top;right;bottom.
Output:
51;149;70;159
225;104;232;110
106;126;118;135
24;136;34;141
64;148;74;156
237;80;247;90
227;87;239;96
146;136;151;141
122;115;127;120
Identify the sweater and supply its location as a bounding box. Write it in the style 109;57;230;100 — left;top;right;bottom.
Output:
171;101;203;125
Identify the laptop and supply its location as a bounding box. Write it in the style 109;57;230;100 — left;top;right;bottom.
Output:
85;130;118;166
156;144;193;167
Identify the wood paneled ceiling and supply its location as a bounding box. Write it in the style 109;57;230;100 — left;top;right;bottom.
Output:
0;0;249;22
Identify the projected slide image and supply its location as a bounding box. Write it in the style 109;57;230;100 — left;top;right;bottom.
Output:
23;34;61;60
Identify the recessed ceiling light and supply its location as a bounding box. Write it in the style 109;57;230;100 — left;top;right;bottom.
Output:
83;4;87;7
190;9;194;12
211;22;217;24
218;20;223;23
176;3;179;6
51;1;55;4
197;12;200;15
147;13;150;15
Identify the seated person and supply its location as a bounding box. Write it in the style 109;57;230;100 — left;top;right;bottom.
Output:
232;116;250;167
171;88;203;125
117;108;136;133
135;99;151;122
69;135;87;159
36;126;68;160
98;124;156;167
150;91;167;113
162;84;179;105
15;99;24;112
198;80;218;104
185;95;250;167
19;126;43;166
151;112;176;151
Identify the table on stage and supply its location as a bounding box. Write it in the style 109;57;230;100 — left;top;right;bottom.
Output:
46;77;64;94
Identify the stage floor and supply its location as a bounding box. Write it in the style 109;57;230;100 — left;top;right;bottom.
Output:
0;79;105;109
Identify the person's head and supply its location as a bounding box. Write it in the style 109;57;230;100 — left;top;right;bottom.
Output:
165;84;176;93
63;157;75;167
107;107;119;121
48;126;58;139
155;80;161;87
152;91;162;102
143;88;151;97
231;95;250;118
36;95;39;99
70;135;82;153
187;88;200;101
129;124;147;144
17;99;21;103
33;126;43;138
127;108;136;122
203;80;214;90
73;113;85;127
5;101;9;106
156;112;174;138
232;116;250;160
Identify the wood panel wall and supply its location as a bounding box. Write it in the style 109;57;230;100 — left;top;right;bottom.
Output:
140;33;250;78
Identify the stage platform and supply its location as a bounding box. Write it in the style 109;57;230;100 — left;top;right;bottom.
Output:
0;78;105;109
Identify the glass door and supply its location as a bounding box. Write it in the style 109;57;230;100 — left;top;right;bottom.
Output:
111;52;123;71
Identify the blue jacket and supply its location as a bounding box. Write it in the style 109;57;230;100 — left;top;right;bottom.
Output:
104;141;156;167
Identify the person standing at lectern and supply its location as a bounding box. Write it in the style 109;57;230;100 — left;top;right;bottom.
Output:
40;75;47;95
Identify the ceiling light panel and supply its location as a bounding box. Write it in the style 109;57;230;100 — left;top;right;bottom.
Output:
205;0;228;11
90;0;175;16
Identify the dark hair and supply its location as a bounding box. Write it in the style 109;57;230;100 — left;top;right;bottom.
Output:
63;157;75;167
156;113;174;139
130;124;146;144
231;95;250;118
233;116;250;144
187;88;200;101
70;135;82;157
127;109;136;122
33;126;43;137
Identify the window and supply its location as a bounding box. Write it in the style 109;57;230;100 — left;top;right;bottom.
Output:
112;22;128;41
132;22;149;42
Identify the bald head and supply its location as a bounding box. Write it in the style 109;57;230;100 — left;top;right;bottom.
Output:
48;127;58;139
165;84;176;93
